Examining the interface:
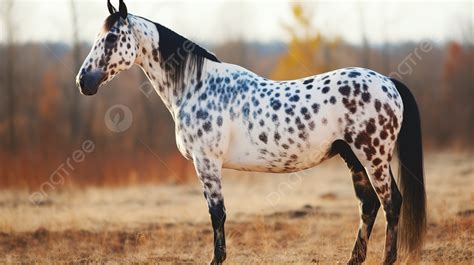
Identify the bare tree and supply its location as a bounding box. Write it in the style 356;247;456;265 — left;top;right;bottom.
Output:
2;0;16;152
357;2;370;68
69;0;81;141
381;8;391;74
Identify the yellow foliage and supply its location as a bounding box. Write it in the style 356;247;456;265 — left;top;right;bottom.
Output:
271;2;339;80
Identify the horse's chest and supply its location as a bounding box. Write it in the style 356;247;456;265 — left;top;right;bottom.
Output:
174;112;228;161
175;130;192;160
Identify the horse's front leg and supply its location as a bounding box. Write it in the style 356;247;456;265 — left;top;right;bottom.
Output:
194;157;227;265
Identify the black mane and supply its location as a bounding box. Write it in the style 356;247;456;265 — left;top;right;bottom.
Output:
153;21;220;91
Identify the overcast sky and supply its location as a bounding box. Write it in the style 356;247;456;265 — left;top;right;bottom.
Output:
0;0;472;45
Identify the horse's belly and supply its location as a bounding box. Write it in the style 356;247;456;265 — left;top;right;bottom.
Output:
222;135;334;173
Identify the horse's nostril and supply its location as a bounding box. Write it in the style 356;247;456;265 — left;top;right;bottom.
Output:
77;71;103;96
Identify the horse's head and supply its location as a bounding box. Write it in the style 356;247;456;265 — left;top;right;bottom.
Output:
76;0;136;95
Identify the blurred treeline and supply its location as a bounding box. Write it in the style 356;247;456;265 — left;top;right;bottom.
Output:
0;3;473;188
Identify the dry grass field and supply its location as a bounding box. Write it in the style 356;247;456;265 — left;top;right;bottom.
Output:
0;152;472;264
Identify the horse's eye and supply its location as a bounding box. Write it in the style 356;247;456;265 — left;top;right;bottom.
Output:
105;34;118;43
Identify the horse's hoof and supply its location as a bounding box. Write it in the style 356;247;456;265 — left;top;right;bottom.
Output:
210;253;226;265
382;256;397;265
211;258;224;265
346;257;364;265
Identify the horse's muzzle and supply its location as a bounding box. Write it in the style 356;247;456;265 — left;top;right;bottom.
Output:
77;71;105;96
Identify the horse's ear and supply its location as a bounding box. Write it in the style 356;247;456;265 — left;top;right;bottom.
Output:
107;0;116;15
119;0;128;19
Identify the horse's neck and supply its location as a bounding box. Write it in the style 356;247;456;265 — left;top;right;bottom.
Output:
130;15;178;114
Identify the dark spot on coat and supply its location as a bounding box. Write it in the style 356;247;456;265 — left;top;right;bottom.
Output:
289;95;300;102
374;99;381;112
373;167;384;180
274;132;281;142
373;138;380;146
217;116;223;126
344;131;353;143
361;92;371;103
348;71;361;78
311;103;320;114
271;100;282;111
373;158;382;166
196;110;209;119
366;119;376;135
259;132;268;144
342;98;357;113
203;121;212;132
339;85;351;96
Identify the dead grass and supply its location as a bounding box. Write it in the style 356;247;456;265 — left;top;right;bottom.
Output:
0;152;472;264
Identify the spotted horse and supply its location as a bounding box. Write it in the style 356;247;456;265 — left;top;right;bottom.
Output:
76;1;427;264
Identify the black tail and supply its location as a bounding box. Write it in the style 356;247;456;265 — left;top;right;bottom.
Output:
391;78;426;258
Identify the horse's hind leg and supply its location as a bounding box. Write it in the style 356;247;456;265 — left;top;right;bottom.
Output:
332;140;380;264
363;160;402;265
349;169;381;264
